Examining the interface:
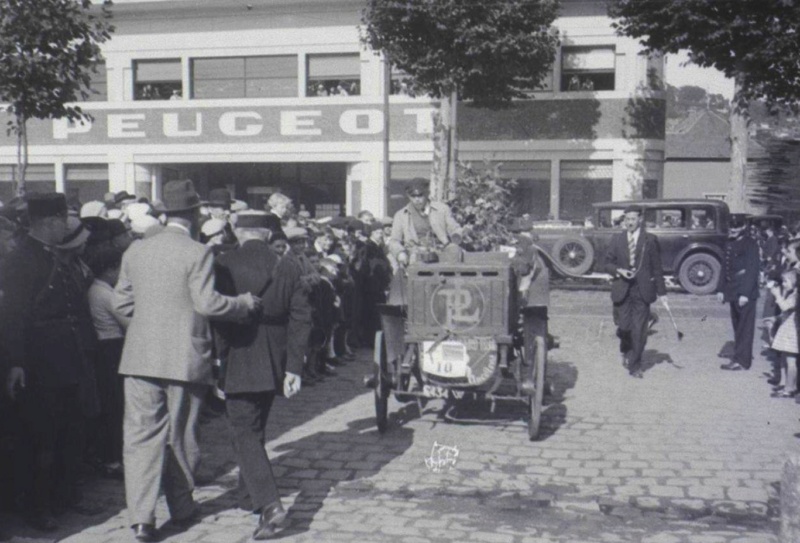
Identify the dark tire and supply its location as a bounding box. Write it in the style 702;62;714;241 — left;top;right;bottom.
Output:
373;332;390;433
678;253;721;295
551;236;594;276
523;314;547;441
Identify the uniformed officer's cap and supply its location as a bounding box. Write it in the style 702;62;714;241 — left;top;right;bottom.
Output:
729;215;748;229
406;179;429;197
623;205;643;216
234;211;270;229
26;193;67;220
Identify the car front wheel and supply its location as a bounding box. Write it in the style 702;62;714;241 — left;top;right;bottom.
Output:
678;253;721;295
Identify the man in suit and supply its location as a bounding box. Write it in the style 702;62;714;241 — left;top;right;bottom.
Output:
213;211;311;540
602;206;667;378
113;180;261;542
716;216;760;371
387;179;462;267
1;193;99;531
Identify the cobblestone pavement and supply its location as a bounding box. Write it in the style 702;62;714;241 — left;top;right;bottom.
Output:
3;289;799;543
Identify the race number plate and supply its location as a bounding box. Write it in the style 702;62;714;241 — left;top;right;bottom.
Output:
421;340;469;378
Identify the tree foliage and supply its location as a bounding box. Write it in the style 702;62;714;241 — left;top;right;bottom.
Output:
447;161;517;251
0;0;113;194
608;0;800;110
361;0;560;104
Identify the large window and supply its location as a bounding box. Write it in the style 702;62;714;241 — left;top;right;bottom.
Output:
85;61;107;102
65;164;109;204
134;59;182;101
192;55;297;99
307;54;360;97
561;46;615;92
0;165;56;203
498;161;551;219
559;161;613;221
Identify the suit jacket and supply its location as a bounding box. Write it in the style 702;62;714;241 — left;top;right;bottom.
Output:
717;234;760;303
113;225;251;384
214;241;311;394
603;229;666;304
387;201;462;257
0;235;97;388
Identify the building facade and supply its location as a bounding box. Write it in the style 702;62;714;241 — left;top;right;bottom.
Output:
0;0;666;221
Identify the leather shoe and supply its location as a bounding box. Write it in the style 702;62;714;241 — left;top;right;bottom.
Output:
629;369;644;379
253;504;287;540
132;523;157;542
720;362;744;371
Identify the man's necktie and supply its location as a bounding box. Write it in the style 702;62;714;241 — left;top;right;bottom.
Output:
628;235;636;267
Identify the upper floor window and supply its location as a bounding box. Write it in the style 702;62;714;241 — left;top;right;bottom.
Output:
85;60;107;102
192;55;297;99
134;59;182;101
390;66;413;96
307;54;360;97
561;46;615;92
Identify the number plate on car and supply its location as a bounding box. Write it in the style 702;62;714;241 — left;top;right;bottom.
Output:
421;341;469;378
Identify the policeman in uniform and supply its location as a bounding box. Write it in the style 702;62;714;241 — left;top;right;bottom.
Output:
717;215;761;370
1;193;98;531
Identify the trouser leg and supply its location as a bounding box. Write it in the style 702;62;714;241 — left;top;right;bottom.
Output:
225;392;280;512
162;381;206;520
627;291;650;371
733;298;757;369
123;377;169;527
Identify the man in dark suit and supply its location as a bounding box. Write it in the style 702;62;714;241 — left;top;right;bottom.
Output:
214;212;311;540
1;193;98;531
716;216;760;371
603;206;667;378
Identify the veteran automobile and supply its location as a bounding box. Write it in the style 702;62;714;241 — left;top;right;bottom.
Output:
532;199;730;295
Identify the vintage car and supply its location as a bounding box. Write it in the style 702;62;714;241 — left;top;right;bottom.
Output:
530;199;730;295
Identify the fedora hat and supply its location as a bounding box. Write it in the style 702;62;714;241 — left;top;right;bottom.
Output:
162;180;204;214
207;188;232;209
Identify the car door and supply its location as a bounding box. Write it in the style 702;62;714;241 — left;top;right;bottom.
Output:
590;205;625;271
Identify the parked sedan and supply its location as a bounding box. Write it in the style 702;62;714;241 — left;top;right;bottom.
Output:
530;199;730;295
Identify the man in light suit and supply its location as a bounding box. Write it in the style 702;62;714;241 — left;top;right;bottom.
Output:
213;212;311;540
113;180;260;542
387;179;462;267
603;206;667;378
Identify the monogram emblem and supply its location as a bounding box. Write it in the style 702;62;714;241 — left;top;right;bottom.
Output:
431;282;485;332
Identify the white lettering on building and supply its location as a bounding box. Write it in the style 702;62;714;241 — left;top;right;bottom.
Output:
404;108;435;135
281;111;322;136
108;114;146;138
163;113;202;137
339;109;383;135
219;112;263;137
53;118;93;140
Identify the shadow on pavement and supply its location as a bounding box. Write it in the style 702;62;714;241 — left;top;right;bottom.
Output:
641;349;679;373
718;340;735;360
269;415;415;538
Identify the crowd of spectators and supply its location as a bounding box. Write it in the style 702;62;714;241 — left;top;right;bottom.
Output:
0;187;394;534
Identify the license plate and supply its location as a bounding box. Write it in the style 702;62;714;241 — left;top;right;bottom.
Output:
421;341;468;378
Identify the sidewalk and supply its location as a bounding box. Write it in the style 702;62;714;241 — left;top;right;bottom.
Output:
2;290;798;543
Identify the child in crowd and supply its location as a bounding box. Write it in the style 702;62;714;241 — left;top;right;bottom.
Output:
769;269;798;397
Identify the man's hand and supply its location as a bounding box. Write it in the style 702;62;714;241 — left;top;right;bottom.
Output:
242;293;262;313
716;292;724;303
738;295;749;307
284;372;301;398
617;268;634;280
397;251;409;267
658;295;669;306
6;367;25;401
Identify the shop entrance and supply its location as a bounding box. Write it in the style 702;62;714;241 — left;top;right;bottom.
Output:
162;162;347;218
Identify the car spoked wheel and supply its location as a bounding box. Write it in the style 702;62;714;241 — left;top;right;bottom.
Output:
678;253;721;295
551;236;594;276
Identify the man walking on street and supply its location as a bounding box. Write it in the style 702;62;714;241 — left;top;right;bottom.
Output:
603;206;667;378
717;216;760;371
213;212;311;539
113;180;260;542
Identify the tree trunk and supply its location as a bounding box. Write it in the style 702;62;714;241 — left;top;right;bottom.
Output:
729;74;749;213
430;89;457;202
15;114;28;196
